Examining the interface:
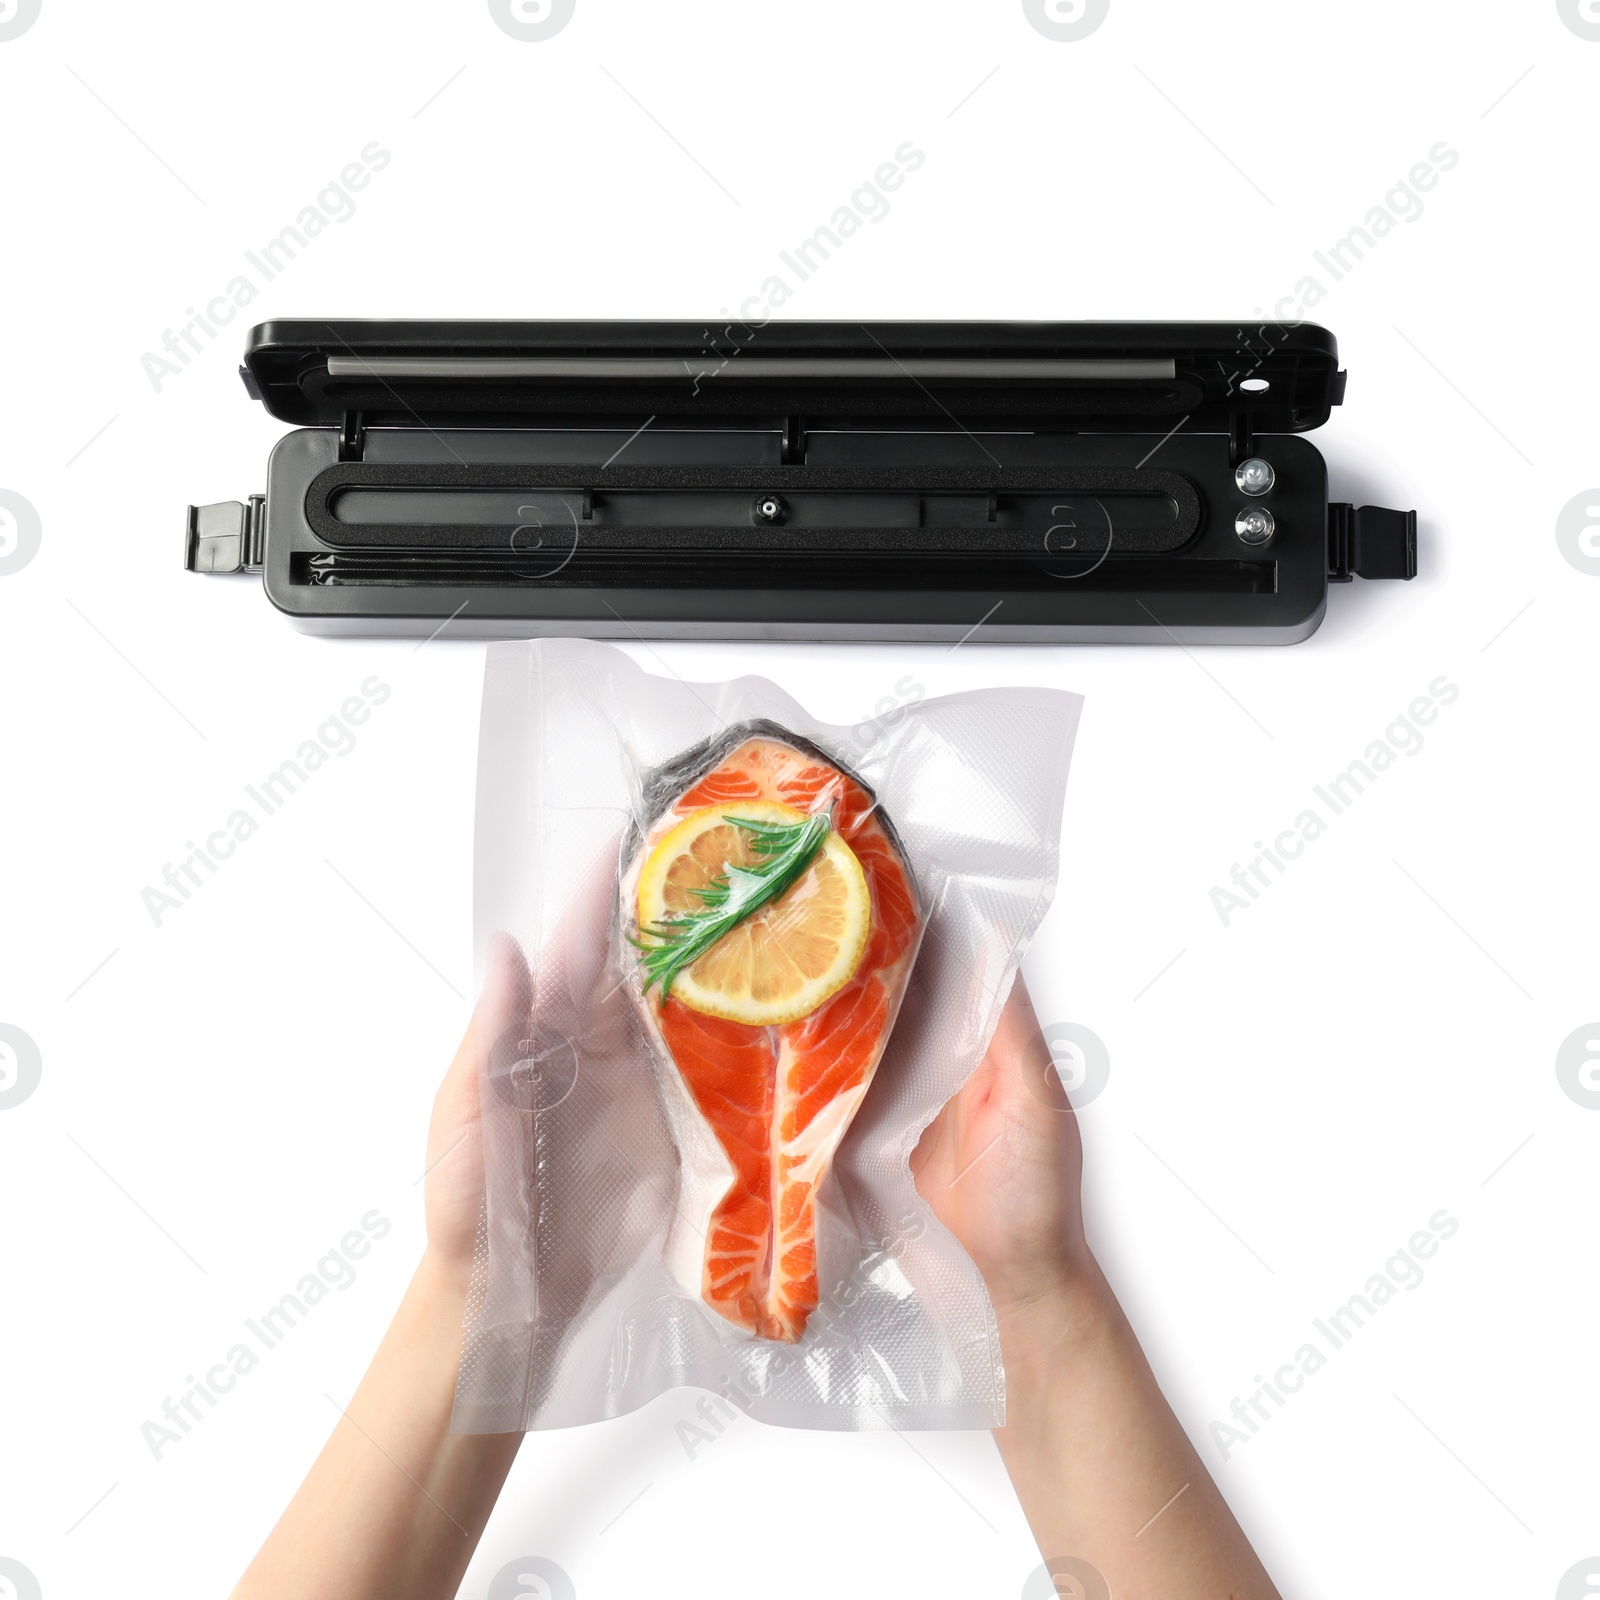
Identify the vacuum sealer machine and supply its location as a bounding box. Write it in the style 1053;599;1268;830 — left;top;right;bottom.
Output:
185;319;1416;643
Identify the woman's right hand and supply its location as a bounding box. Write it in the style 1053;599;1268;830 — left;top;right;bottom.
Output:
910;971;1096;1323
915;971;1282;1599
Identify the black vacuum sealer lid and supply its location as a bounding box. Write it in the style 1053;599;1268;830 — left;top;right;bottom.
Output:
240;320;1345;436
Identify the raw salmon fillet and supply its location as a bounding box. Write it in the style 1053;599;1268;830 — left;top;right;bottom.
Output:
622;727;921;1342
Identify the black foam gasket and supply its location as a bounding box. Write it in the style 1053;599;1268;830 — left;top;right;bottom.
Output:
304;462;1202;556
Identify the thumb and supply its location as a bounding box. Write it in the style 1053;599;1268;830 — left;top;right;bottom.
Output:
990;972;1076;1115
436;933;530;1117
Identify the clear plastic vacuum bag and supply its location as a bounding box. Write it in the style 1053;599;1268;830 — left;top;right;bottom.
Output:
456;639;1081;1432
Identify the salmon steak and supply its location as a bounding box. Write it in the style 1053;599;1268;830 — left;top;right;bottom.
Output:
620;724;922;1343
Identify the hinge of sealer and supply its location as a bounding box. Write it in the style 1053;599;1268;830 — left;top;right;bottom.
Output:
781;417;806;465
339;411;366;462
185;495;265;574
1327;503;1418;583
1230;410;1254;468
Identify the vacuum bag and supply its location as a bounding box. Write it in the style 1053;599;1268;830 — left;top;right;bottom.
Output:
457;638;1080;1431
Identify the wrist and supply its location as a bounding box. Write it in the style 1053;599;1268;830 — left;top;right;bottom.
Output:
992;1255;1119;1376
415;1246;476;1320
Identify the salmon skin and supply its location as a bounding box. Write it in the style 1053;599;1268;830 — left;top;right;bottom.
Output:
620;721;922;1343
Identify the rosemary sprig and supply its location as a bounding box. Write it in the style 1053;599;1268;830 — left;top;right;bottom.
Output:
634;809;833;999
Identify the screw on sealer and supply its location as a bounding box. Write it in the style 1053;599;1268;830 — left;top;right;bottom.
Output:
1235;458;1275;496
1235;507;1276;546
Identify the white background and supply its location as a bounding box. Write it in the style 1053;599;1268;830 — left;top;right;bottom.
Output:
1;2;1597;1597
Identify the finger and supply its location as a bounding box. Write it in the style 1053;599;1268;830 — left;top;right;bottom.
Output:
987;969;1074;1114
915;971;1037;1175
439;933;531;1105
994;968;1044;1054
909;1095;952;1179
963;969;1041;1100
478;931;531;1049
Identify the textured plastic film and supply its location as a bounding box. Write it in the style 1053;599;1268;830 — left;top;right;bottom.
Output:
456;638;1080;1432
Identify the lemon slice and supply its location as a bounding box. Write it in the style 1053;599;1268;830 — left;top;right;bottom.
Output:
636;801;871;1025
